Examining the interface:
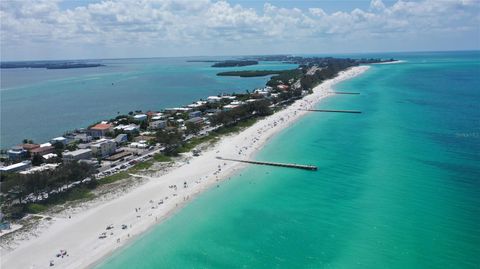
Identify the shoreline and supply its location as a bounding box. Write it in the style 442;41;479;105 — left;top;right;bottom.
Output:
1;65;370;269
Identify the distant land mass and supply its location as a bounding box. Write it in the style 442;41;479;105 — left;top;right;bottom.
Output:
186;60;220;63
217;70;282;77
186;59;258;67
211;60;258;67
218;56;396;77
0;61;105;69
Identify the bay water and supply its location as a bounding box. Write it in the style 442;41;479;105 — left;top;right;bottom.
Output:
0;57;296;148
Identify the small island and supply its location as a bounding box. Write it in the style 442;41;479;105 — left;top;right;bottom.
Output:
211;60;258;67
186;59;259;67
1;61;105;69
217;70;282;77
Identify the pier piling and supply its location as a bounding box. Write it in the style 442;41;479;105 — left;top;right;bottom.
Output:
216;157;317;171
331;92;360;95
301;109;362;114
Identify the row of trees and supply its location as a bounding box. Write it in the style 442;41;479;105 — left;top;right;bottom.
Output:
1;162;96;205
210;99;272;126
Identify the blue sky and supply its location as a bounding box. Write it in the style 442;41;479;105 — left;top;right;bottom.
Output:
1;0;479;60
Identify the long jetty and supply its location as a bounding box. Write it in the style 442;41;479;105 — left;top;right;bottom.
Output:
331;91;360;95
301;109;362;114
216;157;317;171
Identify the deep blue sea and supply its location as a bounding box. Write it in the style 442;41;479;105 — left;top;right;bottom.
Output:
94;51;479;269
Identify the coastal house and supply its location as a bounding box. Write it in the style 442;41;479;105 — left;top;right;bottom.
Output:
51;136;68;145
115;134;129;145
114;124;139;133
0;161;32;173
133;114;147;121
30;146;55;156
221;95;236;101
151;113;165;121
205;109;221;117
63;149;93;163
7;146;27;161
254;89;270;97
21;143;40;152
42;153;58;161
129;142;148;149
90;139;116;158
188;111;202;118
149;120;167;130
176;119;185;126
207;96;222;103
73;133;93;143
187;101;207;109
88;123;113;138
277;84;289;91
20;163;59;174
223;104;240;111
164;107;192;114
230;101;244;106
185;117;204;126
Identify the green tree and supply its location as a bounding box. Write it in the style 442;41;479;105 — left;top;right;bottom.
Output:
185;122;201;134
31;154;43;166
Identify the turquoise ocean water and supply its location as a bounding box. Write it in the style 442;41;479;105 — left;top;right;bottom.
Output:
95;51;480;269
0;58;296;148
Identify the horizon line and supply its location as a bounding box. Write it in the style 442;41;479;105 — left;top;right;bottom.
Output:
1;49;479;63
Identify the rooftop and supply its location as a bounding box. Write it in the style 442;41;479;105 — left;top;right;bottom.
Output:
64;148;92;157
20;164;59;174
30;146;54;153
90;123;113;130
0;161;31;172
22;143;40;150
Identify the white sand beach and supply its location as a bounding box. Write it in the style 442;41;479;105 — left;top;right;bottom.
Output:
1;65;369;269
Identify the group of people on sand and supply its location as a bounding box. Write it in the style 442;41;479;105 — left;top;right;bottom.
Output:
49;249;68;266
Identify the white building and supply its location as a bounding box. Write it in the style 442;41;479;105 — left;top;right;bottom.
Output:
0;161;32;173
63;149;93;163
230;101;244;106
207;96;222;103
42;153;58;160
151;113;165;121
74;133;92;143
133;114;147;121
114;124;139;133
91;139;116;158
149;120;167;130
221;95;236;101
51;137;67;145
20;164;59;174
254;89;270;97
187;101;207;108
129;142;148;149
223;104;240;110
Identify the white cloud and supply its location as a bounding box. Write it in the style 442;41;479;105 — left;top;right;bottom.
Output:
0;0;479;59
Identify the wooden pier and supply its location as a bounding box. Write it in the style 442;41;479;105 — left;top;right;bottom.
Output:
331;91;360;95
301;109;362;114
216;157;317;171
